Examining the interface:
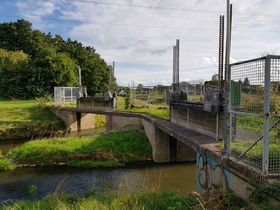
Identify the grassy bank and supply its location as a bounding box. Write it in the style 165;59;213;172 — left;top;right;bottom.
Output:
7;129;152;168
4;188;273;210
2;191;199;210
0;99;66;140
116;96;169;120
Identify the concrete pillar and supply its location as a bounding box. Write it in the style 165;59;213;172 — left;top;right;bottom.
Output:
169;136;177;162
176;141;196;162
142;119;170;162
154;128;170;162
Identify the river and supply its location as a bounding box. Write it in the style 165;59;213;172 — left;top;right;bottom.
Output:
0;163;196;201
0;128;197;202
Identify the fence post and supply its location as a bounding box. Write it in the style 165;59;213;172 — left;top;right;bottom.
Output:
263;56;271;175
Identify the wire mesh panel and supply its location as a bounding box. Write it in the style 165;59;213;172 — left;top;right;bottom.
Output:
229;57;266;172
268;57;280;174
228;56;280;175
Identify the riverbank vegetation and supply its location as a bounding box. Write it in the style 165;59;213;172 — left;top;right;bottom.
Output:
2;191;199;210
6;129;152;168
0;99;65;140
3;187;275;210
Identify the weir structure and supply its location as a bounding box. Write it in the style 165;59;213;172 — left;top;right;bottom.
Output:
52;0;280;205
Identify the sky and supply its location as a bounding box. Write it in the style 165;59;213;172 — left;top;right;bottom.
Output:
1;0;280;86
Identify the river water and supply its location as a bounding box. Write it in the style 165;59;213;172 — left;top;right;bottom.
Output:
0;128;197;201
0;163;196;201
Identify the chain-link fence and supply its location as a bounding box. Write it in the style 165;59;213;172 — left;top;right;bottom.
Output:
228;56;280;175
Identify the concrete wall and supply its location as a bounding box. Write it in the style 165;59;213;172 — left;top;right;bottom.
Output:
52;110;95;132
106;115;142;131
78;97;114;111
196;152;253;200
170;103;223;139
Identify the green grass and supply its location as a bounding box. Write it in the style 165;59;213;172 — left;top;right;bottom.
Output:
229;141;280;164
7;129;152;167
2;191;199;210
0;99;66;140
116;96;169;120
0;157;14;171
95;114;106;128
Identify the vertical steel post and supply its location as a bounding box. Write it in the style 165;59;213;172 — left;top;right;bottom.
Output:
223;0;232;157
112;61;115;78
263;56;271;175
218;15;225;92
218;15;224;142
173;45;176;90
175;39;180;92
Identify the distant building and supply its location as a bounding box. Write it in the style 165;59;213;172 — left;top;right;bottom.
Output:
155;85;171;94
118;89;126;96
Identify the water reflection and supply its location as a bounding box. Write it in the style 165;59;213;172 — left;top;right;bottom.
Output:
0;163;196;201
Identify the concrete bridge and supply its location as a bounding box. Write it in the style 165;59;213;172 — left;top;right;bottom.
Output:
52;101;277;202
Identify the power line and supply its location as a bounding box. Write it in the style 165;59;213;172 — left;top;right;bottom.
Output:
3;14;280;33
70;0;223;14
70;0;280;19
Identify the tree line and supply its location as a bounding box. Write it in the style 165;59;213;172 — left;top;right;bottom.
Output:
0;19;116;99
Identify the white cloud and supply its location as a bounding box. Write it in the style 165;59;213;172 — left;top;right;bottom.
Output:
203;57;218;65
16;0;58;28
14;0;280;85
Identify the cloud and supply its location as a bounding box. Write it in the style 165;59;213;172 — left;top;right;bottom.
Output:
203;57;218;65
13;0;280;85
16;0;58;28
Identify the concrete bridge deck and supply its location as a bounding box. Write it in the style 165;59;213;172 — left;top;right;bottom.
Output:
59;107;218;150
55;108;271;179
53;107;280;202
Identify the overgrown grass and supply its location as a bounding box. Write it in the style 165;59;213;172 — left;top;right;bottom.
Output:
0;99;66;140
2;191;199;210
7;129;152;167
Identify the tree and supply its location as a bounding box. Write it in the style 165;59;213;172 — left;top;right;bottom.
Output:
0;49;31;98
137;84;144;93
242;77;250;93
0;19;114;98
209;74;219;86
